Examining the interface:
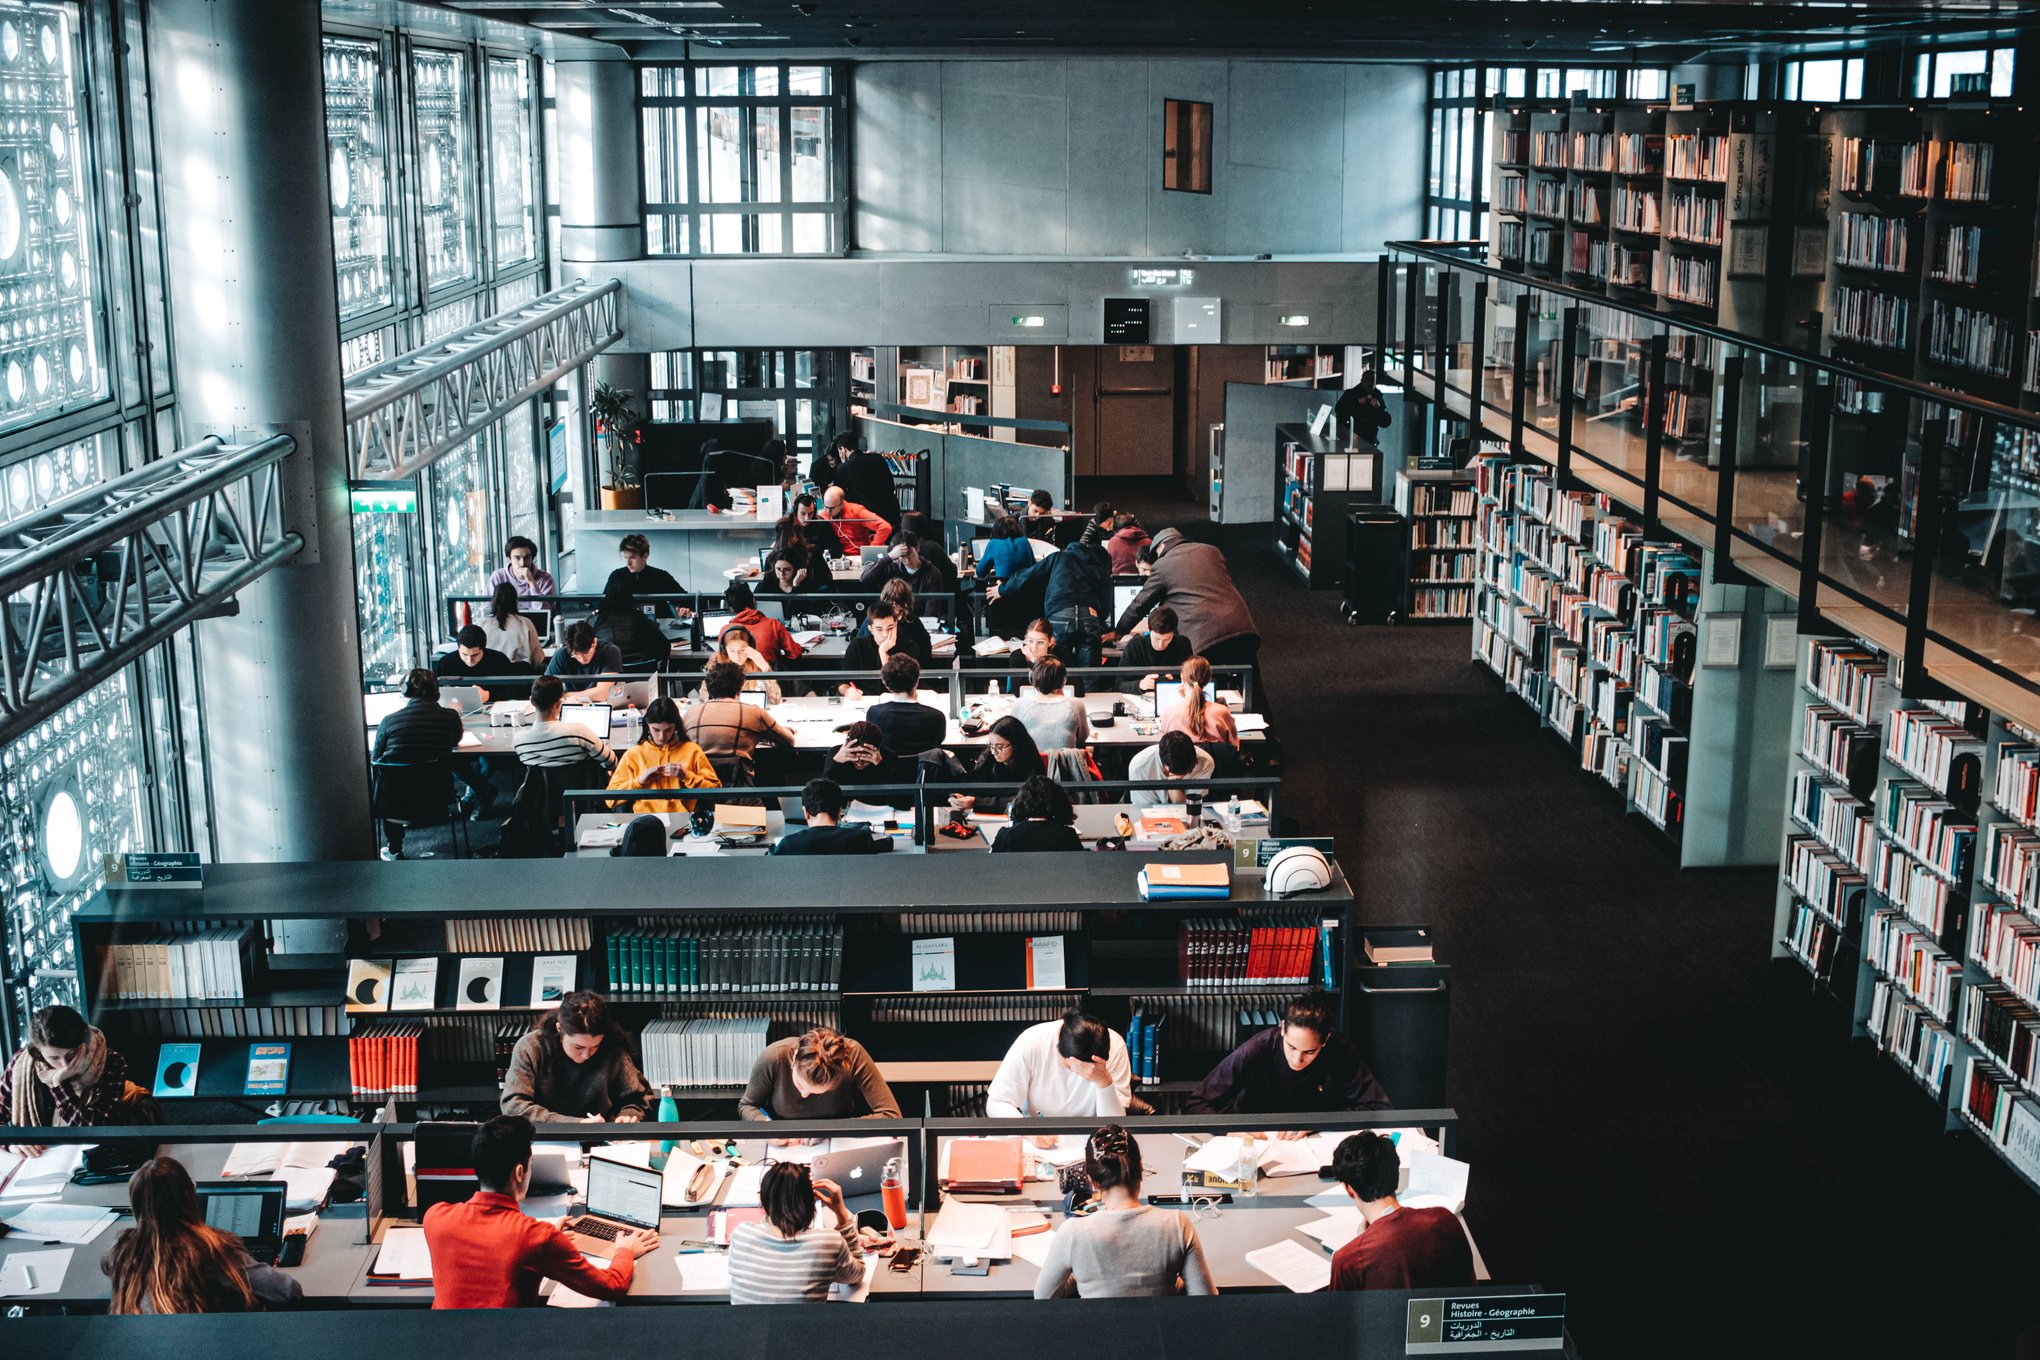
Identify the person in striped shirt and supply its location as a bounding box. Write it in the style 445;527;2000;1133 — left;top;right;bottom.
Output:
512;676;616;771
726;1162;868;1305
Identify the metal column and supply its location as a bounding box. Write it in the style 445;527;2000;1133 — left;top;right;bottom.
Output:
151;0;373;860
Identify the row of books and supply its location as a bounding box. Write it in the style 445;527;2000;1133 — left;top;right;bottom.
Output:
1665;133;1728;182
639;1016;772;1088
1868;979;1956;1097
1960;983;2040;1091
1175;915;1330;988
1830;284;1911;351
1871;838;1958;938
606;921;844;996
1528;226;1559;269
1530;179;1566;218
1660;253;1717;308
1926;300;2017;378
1791;769;1876;873
869;994;1075;1024
1972;902;2040;1007
1787;834;1867;928
1613;185;1660;234
1630;762;1683;834
1880;780;1975;883
1569;130;1615;173
1410;484;1476;517
1982;824;2040;909
1409;585;1475;620
1608;244;1658;292
1632;714;1688;788
1497;177;1526;216
1884;707;1984;801
1925;222;1988;284
109;1005;345;1038
1568;234;1607;279
1786;901;1846;979
1123;1009;1168;1085
1530;131;1565;169
1960;1057;2040;1173
96;928;257;1002
1123;993;1295;1065
442;917;593;952
349;1022;427;1099
1806;640;1892;725
1615;132;1662;176
1411;520;1476;551
1834;211;1910;274
1929;140;1994;202
1496;222;1525;262
1664;187;1724;245
892;912;1083;935
1802;704;1877;795
1570;181;1604;226
1866;907;1960;1023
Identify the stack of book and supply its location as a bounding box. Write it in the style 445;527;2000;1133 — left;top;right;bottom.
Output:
639;1016;772;1089
349;1021;425;1099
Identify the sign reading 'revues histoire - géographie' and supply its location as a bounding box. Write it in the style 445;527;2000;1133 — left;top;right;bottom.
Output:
1407;1295;1567;1353
106;852;203;889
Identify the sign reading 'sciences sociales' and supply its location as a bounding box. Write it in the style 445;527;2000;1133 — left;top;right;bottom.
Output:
1407;1295;1567;1353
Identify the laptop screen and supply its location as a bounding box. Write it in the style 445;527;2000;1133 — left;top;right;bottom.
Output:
364;692;407;726
586;1156;662;1229
562;703;612;737
198;1184;283;1246
1113;583;1144;622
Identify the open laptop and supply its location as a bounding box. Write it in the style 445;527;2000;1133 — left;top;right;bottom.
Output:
197;1180;288;1264
810;1139;905;1194
364;691;407;727
440;685;487;716
562;1154;663;1252
1112;582;1145;623
560;701;613;737
858;545;887;567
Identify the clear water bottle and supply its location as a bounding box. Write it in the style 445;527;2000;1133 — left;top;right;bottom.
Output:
1234;1134;1259;1198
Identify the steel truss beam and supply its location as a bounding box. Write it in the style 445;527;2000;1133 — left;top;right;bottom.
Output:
344;278;624;480
0;435;302;745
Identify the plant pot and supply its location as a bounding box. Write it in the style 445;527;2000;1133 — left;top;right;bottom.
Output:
601;485;643;511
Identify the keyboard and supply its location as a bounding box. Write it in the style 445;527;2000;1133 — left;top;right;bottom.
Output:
567;1216;623;1241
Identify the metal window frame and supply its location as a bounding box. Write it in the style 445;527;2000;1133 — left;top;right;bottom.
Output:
482;51;543;275
646;346;836;456
638;60;847;258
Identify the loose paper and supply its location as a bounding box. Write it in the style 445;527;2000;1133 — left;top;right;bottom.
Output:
0;1248;71;1296
545;1253;615;1307
912;937;956;992
1296;1207;1365;1251
0;1203;116;1244
723;1163;767;1208
1012;1229;1059;1268
370;1225;434;1281
676;1251;732;1292
1243;1238;1332;1293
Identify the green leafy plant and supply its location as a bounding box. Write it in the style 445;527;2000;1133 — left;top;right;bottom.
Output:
590;380;642;489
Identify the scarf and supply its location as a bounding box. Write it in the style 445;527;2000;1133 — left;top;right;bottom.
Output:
9;1026;109;1126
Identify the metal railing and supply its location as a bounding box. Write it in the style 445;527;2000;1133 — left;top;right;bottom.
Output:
0;434;302;744
1380;240;2040;728
345;277;624;480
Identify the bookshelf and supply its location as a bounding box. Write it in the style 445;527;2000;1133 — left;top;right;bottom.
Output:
1395;468;1477;622
1273;422;1381;589
1471;453;1794;862
72;856;1362;1115
1262;344;1346;387
889;345;1019;441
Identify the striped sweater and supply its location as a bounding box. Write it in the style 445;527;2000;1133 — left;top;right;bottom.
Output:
513;717;614;769
726;1214;865;1305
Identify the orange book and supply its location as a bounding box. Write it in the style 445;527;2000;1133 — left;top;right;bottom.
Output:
944;1137;1024;1192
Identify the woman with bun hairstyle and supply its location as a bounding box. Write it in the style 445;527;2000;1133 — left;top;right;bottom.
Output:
1032;1124;1215;1298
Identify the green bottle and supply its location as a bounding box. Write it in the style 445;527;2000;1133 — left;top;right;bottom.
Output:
657;1085;680;1158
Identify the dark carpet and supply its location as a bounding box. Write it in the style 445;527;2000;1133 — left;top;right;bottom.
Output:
1083;477;2040;1358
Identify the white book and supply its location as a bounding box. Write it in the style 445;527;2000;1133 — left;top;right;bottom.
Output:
456;957;504;1010
530;954;577;1007
389;958;439;1012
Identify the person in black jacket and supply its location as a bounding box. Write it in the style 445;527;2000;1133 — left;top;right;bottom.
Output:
820;721;911;803
991;516;1113;666
772;778;894;855
588;580;670;667
865;654;948;757
807;432;853;495
1184;991;1390;1116
603;532;688;604
371;668;476;858
841;600;928;676
833;434;902;529
947;716;1043;817
991;774;1085;853
433;626;518;697
1118;604;1194;694
790;496;847;561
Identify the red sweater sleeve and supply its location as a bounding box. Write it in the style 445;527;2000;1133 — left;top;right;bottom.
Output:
532;1222;636;1301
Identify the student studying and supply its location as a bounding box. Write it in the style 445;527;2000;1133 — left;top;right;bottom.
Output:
424;1115;656;1308
1032;1125;1215;1299
1185;991;1391;1116
986;1009;1133;1130
1326;1131;1475;1292
726;1161;868;1305
101;1157;303;1313
500;991;652;1123
770;778;895;855
2;1004;144;1153
738;1025;901;1120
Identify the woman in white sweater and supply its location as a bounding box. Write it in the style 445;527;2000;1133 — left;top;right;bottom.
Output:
477;581;545;667
1010;656;1089;753
1034;1125;1215;1299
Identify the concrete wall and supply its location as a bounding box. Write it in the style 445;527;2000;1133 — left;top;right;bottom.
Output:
852;59;1428;258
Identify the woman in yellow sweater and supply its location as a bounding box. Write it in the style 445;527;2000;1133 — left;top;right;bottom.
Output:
607;696;720;812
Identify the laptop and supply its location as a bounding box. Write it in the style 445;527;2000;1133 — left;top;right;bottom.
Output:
1112;582;1144;622
810;1139;905;1194
364;692;407;727
858;545;887;567
440;685;487;716
702;612;737;642
562;1154;664;1252
197;1181;288;1264
561;702;613;737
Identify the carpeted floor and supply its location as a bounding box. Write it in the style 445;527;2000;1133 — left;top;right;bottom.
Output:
1084;476;2040;1358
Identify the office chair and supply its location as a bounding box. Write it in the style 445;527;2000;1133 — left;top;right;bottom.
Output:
371;757;472;859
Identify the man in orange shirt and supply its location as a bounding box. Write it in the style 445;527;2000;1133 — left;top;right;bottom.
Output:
422;1114;660;1308
723;580;804;664
820;486;887;551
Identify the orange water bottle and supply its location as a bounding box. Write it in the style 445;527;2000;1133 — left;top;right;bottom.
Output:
880;1156;908;1231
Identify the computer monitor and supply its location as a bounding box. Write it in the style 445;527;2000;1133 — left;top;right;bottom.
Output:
196;1182;286;1260
962;486;988;525
1113;583;1145;623
702;612;738;642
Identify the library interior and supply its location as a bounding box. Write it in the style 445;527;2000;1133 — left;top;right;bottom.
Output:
7;1;2040;1356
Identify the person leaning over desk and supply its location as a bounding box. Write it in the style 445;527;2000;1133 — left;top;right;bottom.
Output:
1127;731;1214;809
740;1023;901;1122
1033;1125;1215;1300
1010;656;1090;753
372;667;490;855
604;531;688;603
589;579;670;667
512;676;616;771
772;777;894;856
487;535;556;606
433;624;516;698
724;579;804;664
1326;1131;1474;1293
102;1156;303;1313
545;620;623;700
685;659;798;783
1118;603;1192;692
425;1115;656;1308
501;990;651;1123
987;1008;1133;1138
864;652;948;756
1185;990;1390;1121
1159;655;1240;750
992;774;1085;853
606;694;719;813
478;580;545;667
727;1161;868;1305
3;1004;146;1155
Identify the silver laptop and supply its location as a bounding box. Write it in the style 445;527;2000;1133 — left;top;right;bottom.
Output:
1112;583;1144;622
810;1139;905;1194
440;685;487;716
562;1155;662;1252
561;702;613;736
858;545;886;567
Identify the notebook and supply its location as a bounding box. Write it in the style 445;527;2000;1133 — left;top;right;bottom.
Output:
942;1137;1024;1194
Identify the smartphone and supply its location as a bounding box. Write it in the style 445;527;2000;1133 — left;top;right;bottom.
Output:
888;1246;923;1273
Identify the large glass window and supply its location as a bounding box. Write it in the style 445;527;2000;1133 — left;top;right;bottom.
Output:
429;433;487;601
324;35;396;322
0;1;104;435
1784;58;1865;103
1912;46;2016;99
648;349;835;457
640;64;844;256
487;55;538;270
413;47;478;291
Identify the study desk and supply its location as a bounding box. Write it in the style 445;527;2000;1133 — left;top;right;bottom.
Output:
577;510;781;590
573;803;1190;855
363;702;643;757
0;1141;370;1305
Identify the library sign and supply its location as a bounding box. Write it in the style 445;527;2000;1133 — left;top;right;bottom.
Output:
1407;1294;1566;1353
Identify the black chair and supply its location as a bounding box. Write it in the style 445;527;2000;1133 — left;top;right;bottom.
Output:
1200;742;1247;780
503;758;610;859
371;758;471;859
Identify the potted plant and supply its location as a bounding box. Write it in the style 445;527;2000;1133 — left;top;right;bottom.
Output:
590;380;644;510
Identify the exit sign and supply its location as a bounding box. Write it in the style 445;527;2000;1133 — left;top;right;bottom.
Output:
349;481;419;514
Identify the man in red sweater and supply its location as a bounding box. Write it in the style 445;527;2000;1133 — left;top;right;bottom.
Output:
422;1115;660;1308
722;580;804;664
1326;1131;1475;1292
820;486;887;551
